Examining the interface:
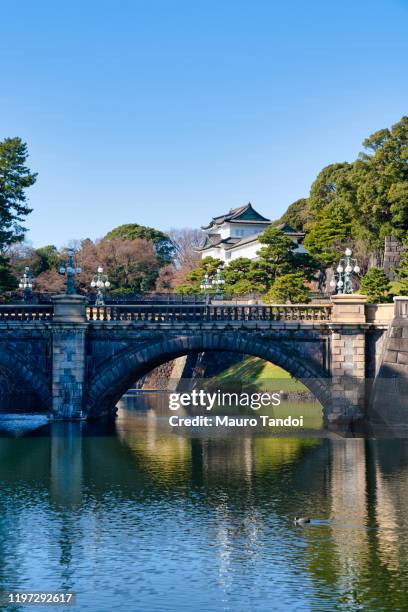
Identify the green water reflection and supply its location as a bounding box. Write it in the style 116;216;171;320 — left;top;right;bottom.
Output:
0;399;408;611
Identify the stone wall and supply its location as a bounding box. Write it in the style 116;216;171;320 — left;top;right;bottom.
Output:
371;298;408;429
0;330;52;412
0;366;40;412
365;329;388;378
136;351;245;392
136;357;185;390
384;235;403;280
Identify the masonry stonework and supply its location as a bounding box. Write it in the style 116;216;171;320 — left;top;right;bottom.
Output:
0;294;406;430
52;326;87;419
371;297;408;430
383;235;403;280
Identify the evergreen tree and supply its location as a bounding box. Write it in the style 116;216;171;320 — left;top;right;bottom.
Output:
303;203;352;266
274;198;310;231
222;257;252;289
254;227;318;289
0;137;36;249
0;255;18;292
265;273;311;304
226;278;264;296
174;256;224;293
0;137;37;290
356;116;408;242
359;268;392;303
276;116;408;260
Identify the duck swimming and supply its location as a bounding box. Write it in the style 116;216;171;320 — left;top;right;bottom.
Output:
293;516;310;525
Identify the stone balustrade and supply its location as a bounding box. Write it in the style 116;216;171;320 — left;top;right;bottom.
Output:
86;303;332;323
0;304;53;321
1;297;407;327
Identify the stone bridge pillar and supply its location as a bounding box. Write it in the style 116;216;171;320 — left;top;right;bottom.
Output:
329;294;368;426
51;295;88;420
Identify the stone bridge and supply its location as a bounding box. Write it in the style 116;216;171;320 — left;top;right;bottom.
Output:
0;294;406;429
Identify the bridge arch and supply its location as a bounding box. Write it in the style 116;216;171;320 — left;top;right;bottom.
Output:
0;347;52;410
85;332;332;418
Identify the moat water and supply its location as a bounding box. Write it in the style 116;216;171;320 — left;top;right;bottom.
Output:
1;396;408;611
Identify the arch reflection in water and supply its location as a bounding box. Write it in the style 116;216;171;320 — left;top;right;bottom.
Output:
0;408;408;610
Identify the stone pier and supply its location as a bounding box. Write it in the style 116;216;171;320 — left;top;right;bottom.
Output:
51;295;88;420
329;295;368;425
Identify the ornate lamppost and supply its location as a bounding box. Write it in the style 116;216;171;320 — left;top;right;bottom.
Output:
330;248;361;294
59;248;82;295
200;272;212;304
212;267;225;299
19;266;35;302
90;266;110;307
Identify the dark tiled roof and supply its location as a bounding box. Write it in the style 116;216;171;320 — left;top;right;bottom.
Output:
196;227;307;253
201;202;270;230
195;236;241;252
275;222;304;235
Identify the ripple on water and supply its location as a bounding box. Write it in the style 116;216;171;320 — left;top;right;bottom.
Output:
0;409;408;611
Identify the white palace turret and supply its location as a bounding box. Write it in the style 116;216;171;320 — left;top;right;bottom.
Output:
196;202;307;262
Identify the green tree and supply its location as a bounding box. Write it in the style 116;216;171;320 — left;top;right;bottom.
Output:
349;116;408;246
173;257;224;294
184;257;223;288
32;245;60;275
173;283;202;295
303;203;352;266
359;268;392;303
223;258;252;288
397;243;408;295
105;224;175;265
308;162;356;216
0;137;37;249
274;198;311;231
276;116;408;262
0;255;18;292
254;227;318;290
226;278;264;296
0;138;37;290
222;258;265;295
388;182;408;233
264;273;311;304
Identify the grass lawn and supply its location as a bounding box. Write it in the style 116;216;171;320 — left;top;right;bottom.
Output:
210;355;310;393
204;357;324;429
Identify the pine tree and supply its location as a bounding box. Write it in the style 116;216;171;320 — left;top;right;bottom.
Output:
0;137;37;249
265;273;311;304
359;268;392;303
0;137;37;291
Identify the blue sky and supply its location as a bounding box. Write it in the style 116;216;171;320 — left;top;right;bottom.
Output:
0;0;407;247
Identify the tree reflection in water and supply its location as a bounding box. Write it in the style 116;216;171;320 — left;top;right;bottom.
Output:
0;401;407;610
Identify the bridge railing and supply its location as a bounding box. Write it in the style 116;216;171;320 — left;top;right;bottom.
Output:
0;302;333;323
0;305;54;321
87;303;332;322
